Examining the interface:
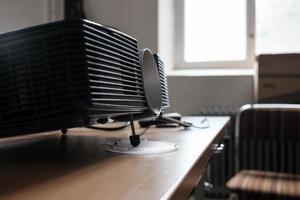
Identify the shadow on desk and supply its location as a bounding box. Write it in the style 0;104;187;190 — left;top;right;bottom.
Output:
0;131;120;197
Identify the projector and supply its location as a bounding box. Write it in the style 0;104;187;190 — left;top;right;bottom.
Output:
0;19;169;145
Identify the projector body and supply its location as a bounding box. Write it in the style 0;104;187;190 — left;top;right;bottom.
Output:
0;19;165;137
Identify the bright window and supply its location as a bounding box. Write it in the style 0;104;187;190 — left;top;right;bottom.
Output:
184;0;247;62
256;0;300;54
176;0;300;69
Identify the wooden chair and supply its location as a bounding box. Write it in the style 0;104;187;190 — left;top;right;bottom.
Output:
226;104;300;199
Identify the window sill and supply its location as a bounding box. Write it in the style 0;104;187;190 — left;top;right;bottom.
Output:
167;68;256;77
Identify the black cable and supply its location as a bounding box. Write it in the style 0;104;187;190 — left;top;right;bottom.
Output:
159;116;210;129
64;0;86;20
85;122;130;131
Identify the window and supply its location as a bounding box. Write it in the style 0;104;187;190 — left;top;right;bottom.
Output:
175;0;300;69
184;0;246;62
256;0;300;54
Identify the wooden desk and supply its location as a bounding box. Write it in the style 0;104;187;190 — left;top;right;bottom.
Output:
0;116;230;200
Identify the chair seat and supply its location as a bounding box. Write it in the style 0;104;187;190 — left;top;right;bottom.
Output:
226;170;300;198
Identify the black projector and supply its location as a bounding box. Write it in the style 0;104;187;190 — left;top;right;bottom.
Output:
0;19;167;139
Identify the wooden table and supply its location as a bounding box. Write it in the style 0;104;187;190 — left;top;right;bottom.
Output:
0;116;230;200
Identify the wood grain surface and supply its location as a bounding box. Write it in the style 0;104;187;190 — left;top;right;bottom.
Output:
0;117;230;200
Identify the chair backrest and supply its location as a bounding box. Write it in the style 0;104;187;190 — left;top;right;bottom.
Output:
235;104;300;173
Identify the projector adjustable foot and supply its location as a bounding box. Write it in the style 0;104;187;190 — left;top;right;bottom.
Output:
129;115;140;147
61;129;68;135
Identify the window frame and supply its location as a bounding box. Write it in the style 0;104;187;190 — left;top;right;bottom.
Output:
174;0;256;69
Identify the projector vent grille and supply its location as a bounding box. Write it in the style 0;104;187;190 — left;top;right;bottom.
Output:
0;22;87;131
0;20;147;136
154;53;169;110
82;22;147;113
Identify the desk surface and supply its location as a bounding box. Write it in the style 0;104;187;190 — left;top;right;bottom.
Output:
0;116;230;200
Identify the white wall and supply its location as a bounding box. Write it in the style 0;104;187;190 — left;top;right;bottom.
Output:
0;0;63;33
85;0;158;51
167;74;255;115
158;0;175;73
0;0;47;33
